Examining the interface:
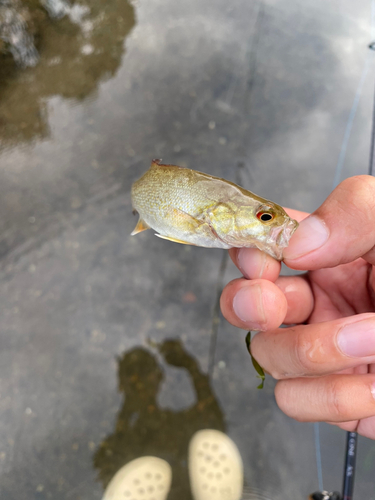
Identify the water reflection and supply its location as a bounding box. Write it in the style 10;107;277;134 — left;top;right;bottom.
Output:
0;0;39;67
94;339;225;500
0;0;135;148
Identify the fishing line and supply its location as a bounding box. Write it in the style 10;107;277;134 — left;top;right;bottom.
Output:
208;250;228;376
370;0;375;176
369;37;375;173
332;54;372;188
369;74;375;174
314;422;324;492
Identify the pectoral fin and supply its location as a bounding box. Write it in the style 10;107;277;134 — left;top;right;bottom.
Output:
155;234;195;246
131;218;151;235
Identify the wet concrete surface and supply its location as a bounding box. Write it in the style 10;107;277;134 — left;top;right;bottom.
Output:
0;0;375;498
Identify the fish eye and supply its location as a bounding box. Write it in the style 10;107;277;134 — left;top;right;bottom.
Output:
256;211;274;223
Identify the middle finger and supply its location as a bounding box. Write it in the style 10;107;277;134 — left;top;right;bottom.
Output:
220;275;314;331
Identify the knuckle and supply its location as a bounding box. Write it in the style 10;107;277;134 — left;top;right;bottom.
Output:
339;176;375;220
341;175;375;195
274;381;290;410
292;413;310;423
328;378;351;420
251;333;286;380
269;368;283;380
294;331;313;374
274;381;307;421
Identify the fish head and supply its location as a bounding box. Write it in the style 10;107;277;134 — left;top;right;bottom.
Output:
231;202;298;260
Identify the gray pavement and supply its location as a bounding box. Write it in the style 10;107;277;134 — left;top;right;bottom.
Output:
0;0;375;498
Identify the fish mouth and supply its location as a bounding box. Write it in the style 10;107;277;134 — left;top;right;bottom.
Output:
269;218;299;260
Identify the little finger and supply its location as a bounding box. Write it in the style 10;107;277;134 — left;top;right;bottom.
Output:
275;374;375;422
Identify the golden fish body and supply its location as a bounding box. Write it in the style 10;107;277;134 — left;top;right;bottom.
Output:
131;160;298;260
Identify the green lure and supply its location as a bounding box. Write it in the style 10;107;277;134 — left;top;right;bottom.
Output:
245;332;265;389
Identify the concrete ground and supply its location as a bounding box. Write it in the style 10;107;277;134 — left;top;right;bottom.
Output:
0;0;375;498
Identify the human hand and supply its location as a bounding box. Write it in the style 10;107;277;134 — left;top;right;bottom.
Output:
220;175;375;439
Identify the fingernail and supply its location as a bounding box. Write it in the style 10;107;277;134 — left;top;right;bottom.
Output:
233;284;266;330
237;248;266;279
283;215;329;260
337;319;375;357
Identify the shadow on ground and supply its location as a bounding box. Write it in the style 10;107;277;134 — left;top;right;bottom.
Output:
94;339;225;500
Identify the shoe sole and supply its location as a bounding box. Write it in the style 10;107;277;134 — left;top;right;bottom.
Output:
102;456;172;500
188;429;243;500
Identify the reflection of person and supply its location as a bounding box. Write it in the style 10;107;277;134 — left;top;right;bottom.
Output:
94;340;225;500
220;175;375;439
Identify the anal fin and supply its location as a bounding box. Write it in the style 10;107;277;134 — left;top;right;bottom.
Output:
131;218;151;235
155;234;195;246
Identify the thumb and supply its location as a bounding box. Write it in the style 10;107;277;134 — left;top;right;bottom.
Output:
283;175;375;269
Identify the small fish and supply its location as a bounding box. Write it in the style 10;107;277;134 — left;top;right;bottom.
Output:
131;160;298;260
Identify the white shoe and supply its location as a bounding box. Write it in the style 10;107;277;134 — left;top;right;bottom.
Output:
102;456;172;500
188;429;243;500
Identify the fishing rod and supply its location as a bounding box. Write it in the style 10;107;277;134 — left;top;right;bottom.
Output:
308;431;358;500
341;432;358;500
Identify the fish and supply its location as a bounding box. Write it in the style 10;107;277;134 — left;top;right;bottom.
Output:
131;159;298;260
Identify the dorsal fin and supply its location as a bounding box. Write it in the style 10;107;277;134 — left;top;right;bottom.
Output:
151;159;163;168
150;159;179;169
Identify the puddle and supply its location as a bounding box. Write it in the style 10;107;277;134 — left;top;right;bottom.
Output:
0;0;135;149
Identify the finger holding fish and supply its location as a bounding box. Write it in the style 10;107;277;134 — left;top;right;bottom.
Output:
229;247;281;281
